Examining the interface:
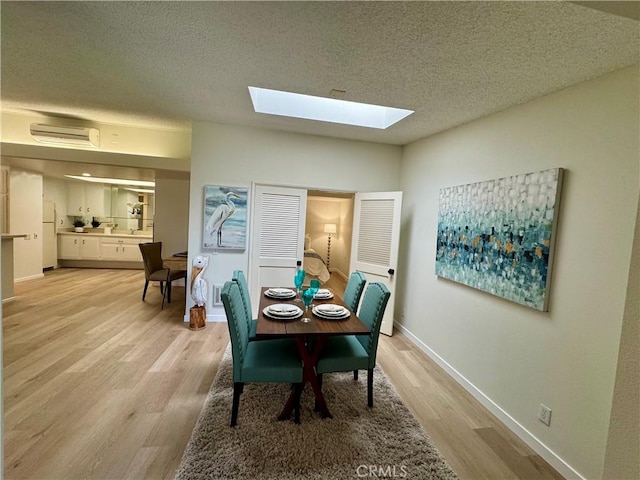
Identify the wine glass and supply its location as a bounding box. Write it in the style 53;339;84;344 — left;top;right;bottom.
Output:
293;269;306;303
300;288;314;323
308;279;320;306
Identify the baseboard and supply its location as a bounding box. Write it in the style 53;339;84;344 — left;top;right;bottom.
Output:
59;260;143;269
207;314;227;322
14;273;45;283
394;323;584;480
331;269;347;281
183;312;227;323
183;297;227;324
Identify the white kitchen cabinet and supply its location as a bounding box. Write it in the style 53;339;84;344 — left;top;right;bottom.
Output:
79;236;100;259
58;235;100;259
100;243;120;260
58;233;149;263
66;182;105;217
85;184;104;217
100;237;144;261
67;183;86;216
121;242;142;261
58;235;80;259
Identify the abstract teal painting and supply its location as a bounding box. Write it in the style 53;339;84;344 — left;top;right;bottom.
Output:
435;168;564;311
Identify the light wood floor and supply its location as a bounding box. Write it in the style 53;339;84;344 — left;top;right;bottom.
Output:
3;269;563;479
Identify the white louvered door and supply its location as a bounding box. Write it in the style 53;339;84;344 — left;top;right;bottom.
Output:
350;191;402;336
249;184;307;315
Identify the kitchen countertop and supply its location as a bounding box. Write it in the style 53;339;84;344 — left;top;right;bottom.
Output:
58;231;153;239
2;234;29;239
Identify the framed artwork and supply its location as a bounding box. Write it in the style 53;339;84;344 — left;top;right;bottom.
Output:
203;185;248;250
435;168;564;311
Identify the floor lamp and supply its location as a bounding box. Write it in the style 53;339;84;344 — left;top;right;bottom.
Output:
324;223;337;271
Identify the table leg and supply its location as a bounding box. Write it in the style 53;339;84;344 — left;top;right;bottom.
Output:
278;336;332;420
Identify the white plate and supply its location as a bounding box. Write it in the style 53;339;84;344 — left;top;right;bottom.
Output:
267;304;301;316
314;289;334;299
314;304;347;316
265;288;296;299
313;306;350;320
269;288;294;295
263;304;303;320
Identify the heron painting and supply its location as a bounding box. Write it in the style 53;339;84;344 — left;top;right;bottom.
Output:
203;185;248;249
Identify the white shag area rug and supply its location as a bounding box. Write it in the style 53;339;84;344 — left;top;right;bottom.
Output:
175;344;458;480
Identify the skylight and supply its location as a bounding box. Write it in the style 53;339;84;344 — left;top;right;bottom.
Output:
248;87;414;129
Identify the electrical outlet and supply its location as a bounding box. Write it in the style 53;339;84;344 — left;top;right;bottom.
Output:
402;308;406;319
538;403;552;426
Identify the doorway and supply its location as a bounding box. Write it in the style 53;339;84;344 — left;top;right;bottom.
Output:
305;190;355;283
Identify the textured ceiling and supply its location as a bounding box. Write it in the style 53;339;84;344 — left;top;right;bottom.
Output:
1;1;638;146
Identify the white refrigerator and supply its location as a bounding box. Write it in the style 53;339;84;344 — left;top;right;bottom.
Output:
43;200;56;269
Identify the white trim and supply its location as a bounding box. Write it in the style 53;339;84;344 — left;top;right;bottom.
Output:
331;268;348;281
14;273;44;283
183;313;227;323
394;322;585;480
207;313;227;322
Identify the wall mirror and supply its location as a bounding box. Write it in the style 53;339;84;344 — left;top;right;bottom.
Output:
107;185;155;231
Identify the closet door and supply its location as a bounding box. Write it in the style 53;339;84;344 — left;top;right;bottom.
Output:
350;191;402;336
249;184;307;315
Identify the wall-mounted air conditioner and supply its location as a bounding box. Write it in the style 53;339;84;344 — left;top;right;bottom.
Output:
30;123;100;148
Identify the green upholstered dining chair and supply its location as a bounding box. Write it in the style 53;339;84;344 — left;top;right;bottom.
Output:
221;281;303;426
232;270;257;340
138;242;187;310
316;282;390;408
343;271;367;313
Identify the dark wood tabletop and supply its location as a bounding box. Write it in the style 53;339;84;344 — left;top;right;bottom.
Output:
255;286;370;420
255;287;370;338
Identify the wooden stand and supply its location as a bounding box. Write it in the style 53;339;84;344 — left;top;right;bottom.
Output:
189;306;207;330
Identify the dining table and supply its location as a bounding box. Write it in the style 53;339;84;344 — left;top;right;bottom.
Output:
162;253;188;272
255;286;370;420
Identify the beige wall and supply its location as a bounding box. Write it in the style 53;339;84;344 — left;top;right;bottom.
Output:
305;196;353;278
153;173;190;257
9;168;43;281
188;122;402;319
603;192;640;480
398;66;639;478
1;111;191;164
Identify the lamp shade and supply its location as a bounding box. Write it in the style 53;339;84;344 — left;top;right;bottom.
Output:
323;223;337;234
